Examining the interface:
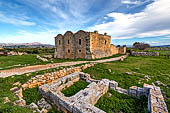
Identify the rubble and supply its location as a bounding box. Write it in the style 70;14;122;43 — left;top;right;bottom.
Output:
37;98;52;110
131;51;159;56
3;97;10;103
37;55;48;62
14;98;26;107
22;63;96;89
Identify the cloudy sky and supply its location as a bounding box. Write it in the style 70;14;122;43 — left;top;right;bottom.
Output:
0;0;170;46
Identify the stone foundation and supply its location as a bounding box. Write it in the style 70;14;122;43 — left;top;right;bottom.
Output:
39;72;119;113
22;63;95;89
131;51;159;56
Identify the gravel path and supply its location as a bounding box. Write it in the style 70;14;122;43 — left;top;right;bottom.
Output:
0;55;127;78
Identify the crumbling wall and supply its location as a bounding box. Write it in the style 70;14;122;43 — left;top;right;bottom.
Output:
39;72;110;113
90;32;112;59
110;44;119;54
131;51;159;56
22;63;95;89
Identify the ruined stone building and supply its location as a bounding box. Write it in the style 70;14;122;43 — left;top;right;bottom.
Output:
54;30;126;59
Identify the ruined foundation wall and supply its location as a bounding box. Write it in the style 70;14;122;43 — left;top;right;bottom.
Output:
131;51;159;56
90;32;112;59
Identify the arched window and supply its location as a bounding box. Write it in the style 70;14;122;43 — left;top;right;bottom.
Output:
68;40;70;44
79;39;81;45
59;40;61;45
68;49;70;53
105;40;107;45
79;49;81;53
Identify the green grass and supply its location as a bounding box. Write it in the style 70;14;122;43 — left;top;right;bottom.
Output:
0;62;92;113
83;56;170;111
23;87;42;105
134;48;170;56
95;89;148;113
0;65;69;113
61;80;89;97
0;54;122;70
0;54;47;70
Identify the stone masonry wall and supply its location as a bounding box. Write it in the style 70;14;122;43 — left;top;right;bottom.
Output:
74;30;90;59
54;30;126;59
22;63;95;89
63;31;75;59
90;32;112;59
55;34;64;59
39;72;115;113
131;51;159;56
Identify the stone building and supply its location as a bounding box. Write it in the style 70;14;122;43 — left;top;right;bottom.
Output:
54;30;126;59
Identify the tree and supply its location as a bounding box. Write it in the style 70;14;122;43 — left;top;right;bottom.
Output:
133;42;150;50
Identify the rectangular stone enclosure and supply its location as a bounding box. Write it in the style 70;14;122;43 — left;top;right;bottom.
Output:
54;30;126;59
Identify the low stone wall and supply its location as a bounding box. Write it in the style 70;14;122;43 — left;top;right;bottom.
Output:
147;84;168;113
131;51;159;56
109;81;168;113
22;63;95;89
39;72;119;113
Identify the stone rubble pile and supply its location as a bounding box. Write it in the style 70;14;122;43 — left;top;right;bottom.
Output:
26;99;52;113
131;51;159;56
37;55;48;62
22;63;95;89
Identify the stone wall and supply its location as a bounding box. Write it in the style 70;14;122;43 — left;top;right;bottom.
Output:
90;32;112;59
54;30;126;59
63;31;75;59
74;30;90;59
55;34;64;59
39;72;117;113
131;51;159;56
22;63;95;89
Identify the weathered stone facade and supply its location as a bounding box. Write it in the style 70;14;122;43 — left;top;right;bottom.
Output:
54;30;126;59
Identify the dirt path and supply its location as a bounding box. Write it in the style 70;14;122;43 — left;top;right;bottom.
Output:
0;55;127;78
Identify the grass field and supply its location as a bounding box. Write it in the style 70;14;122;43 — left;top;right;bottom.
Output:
61;80;89;97
0;65;67;112
0;54;121;70
95;89;148;113
83;56;170;112
0;54;169;112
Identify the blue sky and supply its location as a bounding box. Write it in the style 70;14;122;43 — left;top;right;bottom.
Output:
0;0;170;46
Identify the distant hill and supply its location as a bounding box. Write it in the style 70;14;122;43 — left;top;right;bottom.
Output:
0;42;54;48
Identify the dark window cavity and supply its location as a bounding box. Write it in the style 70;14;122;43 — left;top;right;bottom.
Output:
68;40;69;44
79;49;81;52
79;39;81;45
59;40;61;45
105;40;107;45
68;49;70;53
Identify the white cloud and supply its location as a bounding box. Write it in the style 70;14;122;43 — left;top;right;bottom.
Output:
0;30;57;44
0;12;36;26
121;0;139;4
88;0;170;39
151;41;160;44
